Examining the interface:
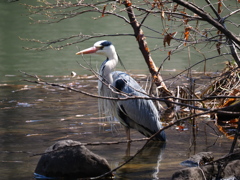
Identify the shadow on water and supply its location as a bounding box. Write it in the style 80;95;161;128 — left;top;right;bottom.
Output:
0;75;234;180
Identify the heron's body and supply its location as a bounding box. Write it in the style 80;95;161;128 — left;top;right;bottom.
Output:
76;40;166;141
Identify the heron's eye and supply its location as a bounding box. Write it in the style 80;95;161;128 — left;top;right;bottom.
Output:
99;46;104;50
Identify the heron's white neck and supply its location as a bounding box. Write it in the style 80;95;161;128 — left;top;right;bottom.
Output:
100;46;118;84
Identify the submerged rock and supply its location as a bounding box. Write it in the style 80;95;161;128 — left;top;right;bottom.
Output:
35;140;112;179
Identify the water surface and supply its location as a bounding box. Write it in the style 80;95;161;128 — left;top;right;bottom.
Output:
0;76;233;180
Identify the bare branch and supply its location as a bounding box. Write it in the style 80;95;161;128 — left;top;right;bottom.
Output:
20;70;240;117
21;33;134;51
173;0;240;47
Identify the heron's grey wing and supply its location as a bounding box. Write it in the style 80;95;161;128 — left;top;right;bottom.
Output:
112;71;166;141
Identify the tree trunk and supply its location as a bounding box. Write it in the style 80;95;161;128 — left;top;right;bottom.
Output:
123;1;172;103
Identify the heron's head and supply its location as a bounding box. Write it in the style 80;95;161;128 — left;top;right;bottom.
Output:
76;40;116;58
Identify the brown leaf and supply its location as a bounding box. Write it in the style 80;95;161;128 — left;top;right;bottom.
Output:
184;27;191;45
180;11;189;24
231;89;240;96
184;32;189;46
152;0;164;9
151;2;155;8
102;4;107;17
168;51;171;60
202;31;208;38
167;14;171;21
222;98;236;107
216;42;221;55
173;4;178;12
125;0;132;7
218;0;222;14
163;32;176;47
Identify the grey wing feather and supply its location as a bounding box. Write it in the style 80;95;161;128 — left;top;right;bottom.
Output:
112;71;166;141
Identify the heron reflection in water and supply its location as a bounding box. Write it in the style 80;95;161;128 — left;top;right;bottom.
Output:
118;141;166;179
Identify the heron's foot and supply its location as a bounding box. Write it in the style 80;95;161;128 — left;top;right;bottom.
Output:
124;127;131;141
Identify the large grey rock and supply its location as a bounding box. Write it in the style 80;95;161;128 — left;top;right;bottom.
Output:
224;160;240;179
35;140;112;179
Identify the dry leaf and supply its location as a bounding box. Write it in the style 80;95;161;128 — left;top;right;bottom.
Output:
167;14;171;21
161;10;165;19
163;32;176;47
221;89;239;107
125;0;132;6
102;4;107;17
202;31;208;38
180;11;189;24
222;98;236;107
216;42;221;55
168;51;171;60
184;27;191;45
173;4;178;12
218;0;222;14
152;0;164;9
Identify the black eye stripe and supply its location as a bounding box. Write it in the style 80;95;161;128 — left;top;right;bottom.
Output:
100;41;112;47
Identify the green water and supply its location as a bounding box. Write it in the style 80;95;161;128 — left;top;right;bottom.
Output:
1;0;237;85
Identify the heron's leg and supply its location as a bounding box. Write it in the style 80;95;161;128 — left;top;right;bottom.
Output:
126;141;131;156
124;126;131;141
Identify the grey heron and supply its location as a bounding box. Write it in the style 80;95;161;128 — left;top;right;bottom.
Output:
76;40;166;141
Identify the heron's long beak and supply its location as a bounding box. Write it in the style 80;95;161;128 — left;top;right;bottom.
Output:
76;46;98;55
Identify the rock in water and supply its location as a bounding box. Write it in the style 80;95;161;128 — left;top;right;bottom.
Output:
35;140;112;179
171;167;206;180
172;151;240;180
180;152;213;167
